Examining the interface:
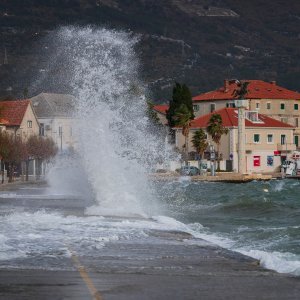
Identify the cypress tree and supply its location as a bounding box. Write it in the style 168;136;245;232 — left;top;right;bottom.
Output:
166;82;194;127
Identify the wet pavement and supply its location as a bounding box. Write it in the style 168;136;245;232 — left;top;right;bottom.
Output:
0;182;300;299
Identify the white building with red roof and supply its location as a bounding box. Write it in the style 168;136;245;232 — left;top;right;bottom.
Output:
0;100;39;139
192;80;300;148
174;108;295;174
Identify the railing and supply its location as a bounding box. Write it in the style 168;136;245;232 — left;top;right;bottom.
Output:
236;143;296;151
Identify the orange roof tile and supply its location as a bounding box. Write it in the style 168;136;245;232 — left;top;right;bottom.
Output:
193;80;300;102
153;104;169;114
0;100;30;126
190;108;294;129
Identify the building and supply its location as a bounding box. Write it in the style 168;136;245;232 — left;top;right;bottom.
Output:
174;108;295;173
30;93;76;152
0;100;40;179
0;100;39;139
153;104;168;125
192;80;300;148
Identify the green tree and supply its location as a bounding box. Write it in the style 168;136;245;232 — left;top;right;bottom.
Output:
233;81;250;99
192;129;208;173
166;82;194;127
173;104;192;163
206;114;228;170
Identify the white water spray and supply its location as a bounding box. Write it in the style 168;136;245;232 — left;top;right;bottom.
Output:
52;27;172;217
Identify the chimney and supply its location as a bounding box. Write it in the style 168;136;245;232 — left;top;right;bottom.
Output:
270;80;276;85
224;79;229;92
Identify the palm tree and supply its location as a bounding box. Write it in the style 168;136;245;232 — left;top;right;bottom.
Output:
206;114;228;170
173;104;192;164
191;129;208;174
233;81;250;99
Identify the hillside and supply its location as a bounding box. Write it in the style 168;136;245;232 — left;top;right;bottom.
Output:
0;0;300;100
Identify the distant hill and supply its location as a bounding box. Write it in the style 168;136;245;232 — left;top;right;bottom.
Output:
0;0;300;101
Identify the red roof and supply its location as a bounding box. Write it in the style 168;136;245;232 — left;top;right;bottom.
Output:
0;100;30;126
190;108;294;129
153;104;169;114
193;80;300;102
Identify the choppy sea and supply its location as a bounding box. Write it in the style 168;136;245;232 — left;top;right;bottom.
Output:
156;178;300;276
0;179;299;276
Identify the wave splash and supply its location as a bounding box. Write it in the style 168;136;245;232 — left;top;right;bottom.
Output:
53;27;172;217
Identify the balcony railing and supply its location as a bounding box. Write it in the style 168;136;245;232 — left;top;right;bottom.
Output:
236;143;296;151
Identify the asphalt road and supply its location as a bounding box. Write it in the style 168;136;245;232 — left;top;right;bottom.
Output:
0;182;300;300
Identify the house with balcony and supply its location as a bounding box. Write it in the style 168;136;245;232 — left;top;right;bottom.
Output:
30;93;76;153
174;108;295;174
192;80;300;148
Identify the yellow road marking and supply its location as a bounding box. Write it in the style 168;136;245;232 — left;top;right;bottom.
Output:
70;250;103;300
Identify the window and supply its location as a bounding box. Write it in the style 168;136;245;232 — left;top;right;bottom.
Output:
193;104;199;112
39;123;44;136
27;120;32;128
226;102;235;108
256;102;260;109
254;134;260;143
267;102;271;109
267;134;273;143
210;103;216;113
281;134;286;145
295;118;299;127
245;111;262;123
295;135;299;147
267;156;274;166
280;103;285;110
294;103;299;110
280;117;288;124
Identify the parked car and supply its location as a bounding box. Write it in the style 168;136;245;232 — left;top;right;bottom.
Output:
180;166;200;176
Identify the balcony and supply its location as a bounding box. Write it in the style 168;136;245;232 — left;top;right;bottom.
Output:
236;143;296;152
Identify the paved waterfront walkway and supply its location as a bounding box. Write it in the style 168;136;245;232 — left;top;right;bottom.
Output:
151;172;274;182
0;229;299;299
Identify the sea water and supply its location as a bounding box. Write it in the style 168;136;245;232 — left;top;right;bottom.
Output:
0;27;299;277
155;179;300;276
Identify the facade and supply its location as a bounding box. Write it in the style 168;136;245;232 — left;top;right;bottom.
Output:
0;100;40;179
174;108;295;174
192;80;300;148
0;100;39;138
30;93;76;152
